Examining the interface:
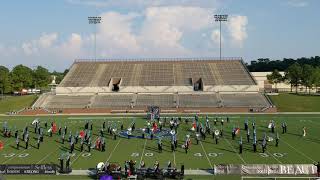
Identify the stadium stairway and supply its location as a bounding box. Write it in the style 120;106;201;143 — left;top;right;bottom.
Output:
32;93;52;108
89;64;108;87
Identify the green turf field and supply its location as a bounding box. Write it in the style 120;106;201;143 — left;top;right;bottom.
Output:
269;93;320;112
0;95;37;114
0;114;319;172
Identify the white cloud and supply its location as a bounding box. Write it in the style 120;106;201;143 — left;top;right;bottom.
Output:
286;0;308;7
227;16;248;47
138;6;211;55
38;33;58;48
57;33;83;58
66;0;218;9
2;5;249;70
0;44;18;57
96;12;141;57
21;33;58;55
96;6;215;57
22;42;38;55
211;29;221;44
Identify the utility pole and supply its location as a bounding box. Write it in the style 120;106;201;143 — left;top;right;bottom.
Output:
88;16;102;61
214;14;228;60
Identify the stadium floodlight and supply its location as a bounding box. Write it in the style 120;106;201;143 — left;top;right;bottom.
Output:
214;14;228;60
88;16;102;61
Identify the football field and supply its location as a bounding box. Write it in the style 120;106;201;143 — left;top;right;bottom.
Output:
0;114;319;170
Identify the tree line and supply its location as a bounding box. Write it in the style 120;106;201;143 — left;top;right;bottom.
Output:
0;65;68;94
247;56;320;72
267;63;320;93
1;56;319;94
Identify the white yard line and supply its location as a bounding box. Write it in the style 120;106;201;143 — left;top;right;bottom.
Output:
173;151;176;166
106;139;122;162
72;136;100;165
139;139;147;165
3;148;28;164
37;146;61;164
2;138;15;148
224;138;247;164
308;120;320;126
199;141;214;169
71;151;84;165
266;151;282;164
68;117;136;120
281;138;315;162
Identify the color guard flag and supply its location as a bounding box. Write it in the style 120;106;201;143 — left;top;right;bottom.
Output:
152;122;158;132
191;121;197;131
95;139;101;149
32;118;39;125
0;140;4;150
52;123;57;133
79;130;85;138
235;128;240;135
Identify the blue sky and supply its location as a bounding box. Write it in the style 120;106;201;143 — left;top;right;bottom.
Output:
0;0;319;71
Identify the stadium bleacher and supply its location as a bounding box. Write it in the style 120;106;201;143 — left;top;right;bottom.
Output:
44;95;91;109
178;94;219;107
135;94;175;107
220;93;270;107
91;94;133;108
33;58;274;112
58;59;255;87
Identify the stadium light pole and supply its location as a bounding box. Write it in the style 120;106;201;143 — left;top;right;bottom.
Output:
214;14;228;60
88;16;101;61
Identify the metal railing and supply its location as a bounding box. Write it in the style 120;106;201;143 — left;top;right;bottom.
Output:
74;57;243;63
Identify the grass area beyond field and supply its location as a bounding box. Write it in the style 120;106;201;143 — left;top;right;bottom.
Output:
0;95;37;114
269;93;320;112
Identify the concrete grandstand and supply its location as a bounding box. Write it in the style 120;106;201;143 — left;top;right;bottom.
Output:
31;58;275;114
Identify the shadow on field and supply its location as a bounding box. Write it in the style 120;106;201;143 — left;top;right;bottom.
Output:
287;132;302;137
59;146;69;152
287;132;320;144
290;93;320;97
30;144;37;149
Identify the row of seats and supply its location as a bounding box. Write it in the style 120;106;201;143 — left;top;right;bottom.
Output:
41;93;270;109
59;60;255;87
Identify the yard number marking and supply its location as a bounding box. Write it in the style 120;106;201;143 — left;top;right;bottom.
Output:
259;153;287;158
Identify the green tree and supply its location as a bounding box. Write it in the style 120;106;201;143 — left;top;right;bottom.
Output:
267;69;283;90
33;66;50;88
10;65;33;91
285;63;302;93
0;66;11;94
301;64;314;94
51;69;68;84
311;67;320;93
